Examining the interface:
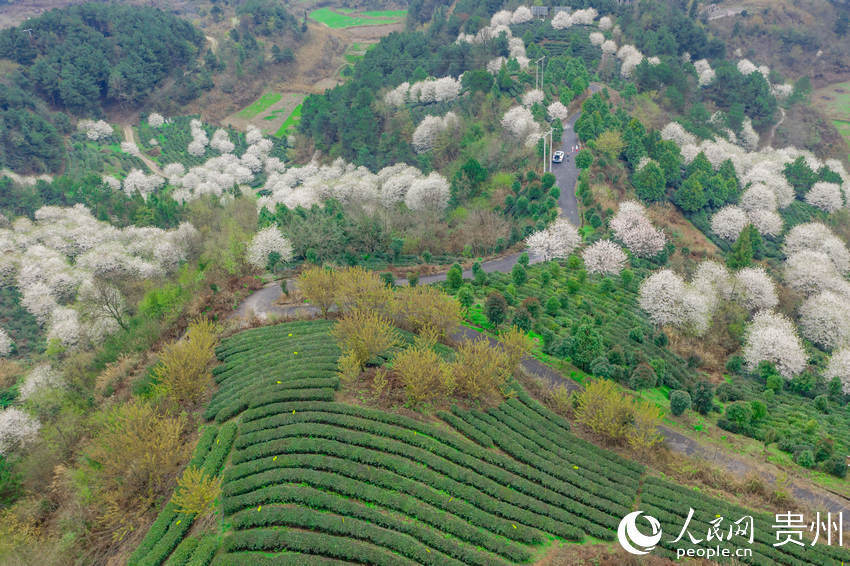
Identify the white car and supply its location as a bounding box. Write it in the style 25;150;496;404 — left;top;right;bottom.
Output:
552;150;565;163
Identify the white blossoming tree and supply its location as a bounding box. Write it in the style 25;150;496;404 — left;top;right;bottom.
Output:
582;240;626;274
19;364;64;400
0;408;40;455
0;328;11;357
610;201;666;257
639;269;686;327
247;226;294;270
805;182;844;212
501;106;540;145
547;101;569;121
711;206;749;241
732;267;778;311
742;310;807;378
525;219;581;261
799;291;850;351
826;348;850;393
148;113;165;128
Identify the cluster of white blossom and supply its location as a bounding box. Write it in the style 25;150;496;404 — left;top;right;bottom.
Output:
0;328;10;357
733;266;778;311
525;219;581;261
693;59;715;87
661;122;697;147
784;223;850;274
521;89;544;107
384;76;462;106
799;290;850;351
582;239;626;274
547;101;569;121
737;59;770;80
805;182;844;212
159;124;276;204
148;113;165;128
256;159;450;213
826;348;850;393
601;39;617;55
19;364;64;400
246;226;294;270
510;6;532;24
102;175;121;192
743;310;807;379
772;83;794;100
598;15;613;30
743;310;807;378
0;408;40;455
77;119;113;141
609;200;666;258
1;205;198;348
589;31;604;46
616;44;645;78
121;169;165;199
188;118;210;157
552;7;597;29
710;206;749;241
640;261;779;336
412;112;460;153
501;106;542;147
210;129;235;154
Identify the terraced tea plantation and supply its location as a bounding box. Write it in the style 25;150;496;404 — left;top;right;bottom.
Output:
131;320;850;565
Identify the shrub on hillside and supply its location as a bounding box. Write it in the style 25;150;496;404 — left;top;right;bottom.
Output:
669;390;691;416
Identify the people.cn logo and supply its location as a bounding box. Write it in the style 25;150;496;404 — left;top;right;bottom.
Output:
617;511;663;555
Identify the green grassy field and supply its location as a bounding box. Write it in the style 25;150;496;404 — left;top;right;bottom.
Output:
360;9;408;18
308;7;403;28
813;80;850;159
238;92;283;119
274;103;302;137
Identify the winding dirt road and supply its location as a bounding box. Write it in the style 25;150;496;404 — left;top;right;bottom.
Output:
123;125;164;176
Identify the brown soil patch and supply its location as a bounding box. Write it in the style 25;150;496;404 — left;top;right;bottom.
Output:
646;202;720;260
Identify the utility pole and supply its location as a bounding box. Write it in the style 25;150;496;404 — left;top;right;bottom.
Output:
541;128;553;173
534;56;545;90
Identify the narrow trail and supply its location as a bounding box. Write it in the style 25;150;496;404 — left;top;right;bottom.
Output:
123;125;164;176
765;107;786;148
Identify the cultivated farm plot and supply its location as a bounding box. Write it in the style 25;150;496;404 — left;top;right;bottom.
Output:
224;92;306;138
308;7;406;29
130;320;850;565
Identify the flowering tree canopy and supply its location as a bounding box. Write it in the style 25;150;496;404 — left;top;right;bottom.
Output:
19;364;64;400
522;89;544;107
805;182;844;212
547;101;569;121
799;291;850;351
77;119;113;141
525;219;581;261
0;408;40;455
0;328;11;357
743;310;807;378
511;6;532;24
501;106;541;147
247;226;293;270
582;239;626;275
733;267;778;311
711;206;749;241
610;200;666;258
826;348;850;393
412;112;459;153
639;269;686;327
784;222;850;274
148;113;165;128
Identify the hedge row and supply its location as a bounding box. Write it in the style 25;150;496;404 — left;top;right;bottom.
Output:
231;505;469;566
222;480;533;562
222;483;522;565
228;433;584;541
214;321;334;358
222;528;419;566
233;401;621;537
212;388;335;423
211;551;352;566
463;405;631;505
232;417;614;534
223;454;548;544
201;422;237;476
164;536;199;566
187;535;220;566
475;407;636;499
213;345;339;384
501;397;642;480
438;408;494;448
